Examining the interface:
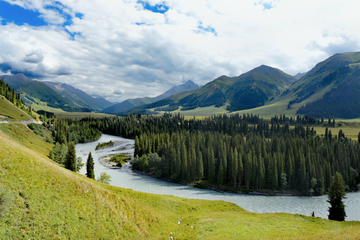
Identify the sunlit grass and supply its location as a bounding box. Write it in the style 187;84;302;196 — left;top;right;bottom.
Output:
0;123;360;239
0;96;32;121
54;112;115;120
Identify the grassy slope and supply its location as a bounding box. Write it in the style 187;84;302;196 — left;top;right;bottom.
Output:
0;96;32;121
0;124;360;239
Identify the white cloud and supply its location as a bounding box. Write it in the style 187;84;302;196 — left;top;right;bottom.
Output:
0;0;360;102
23;49;44;63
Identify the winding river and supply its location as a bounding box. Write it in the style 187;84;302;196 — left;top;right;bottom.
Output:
76;134;360;221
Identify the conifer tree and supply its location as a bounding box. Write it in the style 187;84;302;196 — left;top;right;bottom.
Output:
65;142;77;172
196;150;204;181
180;141;188;180
86;152;95;179
208;149;215;182
237;151;243;187
328;172;346;221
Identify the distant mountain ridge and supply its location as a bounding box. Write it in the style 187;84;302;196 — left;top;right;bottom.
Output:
122;65;298;114
101;80;200;114
44;82;114;112
0;73;114;112
0;73;82;111
4;51;360;119
294;72;307;79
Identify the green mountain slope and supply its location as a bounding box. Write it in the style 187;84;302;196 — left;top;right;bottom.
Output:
277;51;360;118
226;65;297;111
286;52;360;108
1;74;89;112
297;63;360;118
44;82;114;112
124;65;297;114
217;51;360;119
102;80;199;114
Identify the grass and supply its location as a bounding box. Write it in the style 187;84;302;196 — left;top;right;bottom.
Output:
0;96;32;121
54;111;115;120
172;105;229;116
1;123;360;238
312;122;360;140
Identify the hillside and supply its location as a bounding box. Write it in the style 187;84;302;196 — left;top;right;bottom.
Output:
1;74;90;112
0;103;359;238
225;65;297;111
1;125;360;239
44;81;114;112
123;65;297;114
286;52;360;111
215;51;360;119
102;80;199;114
0;95;32;121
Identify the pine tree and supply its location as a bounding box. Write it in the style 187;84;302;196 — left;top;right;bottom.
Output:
328;172;346;221
196;150;204;181
208;149;215;182
180;141;188;181
86;152;95;179
65;142;77;171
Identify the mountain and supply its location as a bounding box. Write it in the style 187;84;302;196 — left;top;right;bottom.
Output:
101;80;199;114
294;72;307;79
275;52;360;118
124;65;297;114
0;73;88;112
155;80;200;100
292;53;360;118
225;65;297;111
44;82;114;112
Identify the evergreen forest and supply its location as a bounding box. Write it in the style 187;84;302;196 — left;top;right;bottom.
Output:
52;113;360;196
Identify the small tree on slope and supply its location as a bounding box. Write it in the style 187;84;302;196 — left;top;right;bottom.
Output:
86;152;95;179
328;172;346;221
65;142;76;172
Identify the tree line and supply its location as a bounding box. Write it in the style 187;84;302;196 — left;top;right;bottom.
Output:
60;113;360;196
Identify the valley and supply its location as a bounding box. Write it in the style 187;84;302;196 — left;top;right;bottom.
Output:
2;52;360;239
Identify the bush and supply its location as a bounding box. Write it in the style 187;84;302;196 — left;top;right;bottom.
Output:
27;123;39;131
97;172;111;184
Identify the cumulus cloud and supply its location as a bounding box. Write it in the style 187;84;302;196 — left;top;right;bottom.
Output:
0;0;359;102
23;49;44;63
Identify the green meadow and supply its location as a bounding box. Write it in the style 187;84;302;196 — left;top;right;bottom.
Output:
0;122;360;239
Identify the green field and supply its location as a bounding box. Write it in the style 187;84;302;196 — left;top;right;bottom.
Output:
54;111;115;119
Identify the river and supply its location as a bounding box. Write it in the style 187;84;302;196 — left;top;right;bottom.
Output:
76;134;360;221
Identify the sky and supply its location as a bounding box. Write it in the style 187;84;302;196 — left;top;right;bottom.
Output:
0;0;359;102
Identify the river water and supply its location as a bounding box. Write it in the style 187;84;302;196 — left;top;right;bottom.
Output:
76;134;360;221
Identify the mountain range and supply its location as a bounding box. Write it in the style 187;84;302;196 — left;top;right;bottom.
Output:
101;80;200;114
121;64;298;114
44;81;113;112
119;51;360;119
2;51;360;119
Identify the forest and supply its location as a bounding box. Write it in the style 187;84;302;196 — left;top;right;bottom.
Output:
51;113;360;196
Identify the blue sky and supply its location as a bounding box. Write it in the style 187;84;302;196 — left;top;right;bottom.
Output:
0;0;359;102
0;1;47;26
